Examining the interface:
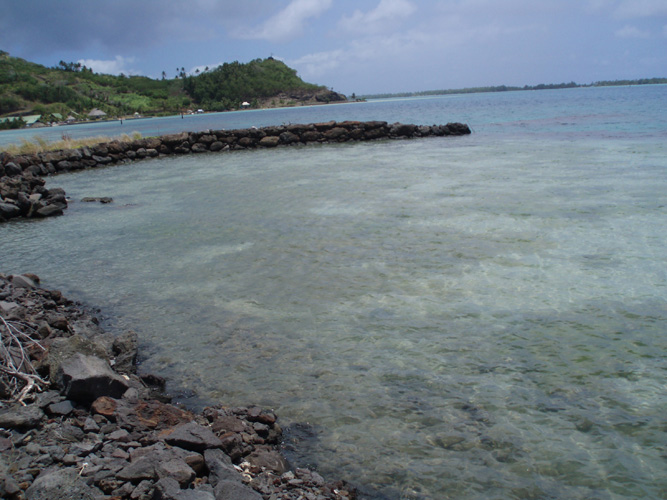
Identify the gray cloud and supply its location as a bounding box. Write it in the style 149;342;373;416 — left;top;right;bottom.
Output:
0;0;265;58
236;0;333;42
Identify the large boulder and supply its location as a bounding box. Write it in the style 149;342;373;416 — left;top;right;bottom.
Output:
54;352;129;403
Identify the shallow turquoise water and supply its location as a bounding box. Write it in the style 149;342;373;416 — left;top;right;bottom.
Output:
2;86;666;499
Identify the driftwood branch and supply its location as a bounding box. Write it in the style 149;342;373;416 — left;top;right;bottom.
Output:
0;315;48;405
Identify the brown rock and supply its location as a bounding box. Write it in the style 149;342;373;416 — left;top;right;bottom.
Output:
259;136;280;147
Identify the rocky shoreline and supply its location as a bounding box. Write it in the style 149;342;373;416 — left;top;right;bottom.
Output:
0;272;358;499
0;120;471;222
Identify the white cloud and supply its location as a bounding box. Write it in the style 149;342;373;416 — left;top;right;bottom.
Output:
292;49;346;78
615;25;651;38
238;0;332;42
77;55;138;75
339;0;416;34
614;0;667;19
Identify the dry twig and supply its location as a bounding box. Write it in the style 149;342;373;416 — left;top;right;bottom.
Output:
0;315;48;405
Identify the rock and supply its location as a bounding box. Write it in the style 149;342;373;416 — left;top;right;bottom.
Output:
2;474;22;496
155;477;216;500
198;134;216;145
245;407;276;425
47;400;74;416
117;455;159;483
259;136;280;148
83;417;101;432
156;458;195;487
131;480;154;499
92;396;194;430
0;405;44;430
214;479;263;500
445;122;471;135
25;468;99;500
91;155;112;164
81;197;113;203
55;353;129;403
22;272;40;283
35;203;64;217
10;274;37;289
390;123;417;137
154;477;181;500
238;137;256;148
191;143;209;153
47;313;69;331
204;448;241;487
112;330;138;374
4;162;22;176
323;127;348;141
246;447;290;474
107;428;131;441
300;130;322;142
0;300;19;314
16;191;31;213
279;131;300;144
163;421;222;452
211;415;246;434
161;132;189;147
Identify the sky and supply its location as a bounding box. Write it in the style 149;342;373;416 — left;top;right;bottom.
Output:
1;0;666;95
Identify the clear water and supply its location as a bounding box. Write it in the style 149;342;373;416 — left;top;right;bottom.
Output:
1;86;666;499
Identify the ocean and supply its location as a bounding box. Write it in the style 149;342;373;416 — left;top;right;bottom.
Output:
1;85;666;499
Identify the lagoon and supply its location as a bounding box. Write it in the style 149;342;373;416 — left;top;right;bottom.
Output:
2;86;666;499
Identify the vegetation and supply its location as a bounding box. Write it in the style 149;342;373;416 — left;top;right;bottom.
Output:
0;51;327;127
182;57;323;111
0;131;142;155
359;78;667;100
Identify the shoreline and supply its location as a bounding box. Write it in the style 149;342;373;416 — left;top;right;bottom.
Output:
0;272;358;499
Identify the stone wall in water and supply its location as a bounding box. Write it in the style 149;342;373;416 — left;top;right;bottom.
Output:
0;120;471;222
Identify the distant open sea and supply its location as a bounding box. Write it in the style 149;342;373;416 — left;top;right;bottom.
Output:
2;85;666;499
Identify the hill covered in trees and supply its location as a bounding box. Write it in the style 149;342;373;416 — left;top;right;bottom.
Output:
0;51;345;128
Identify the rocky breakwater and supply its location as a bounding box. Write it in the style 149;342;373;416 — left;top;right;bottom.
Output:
0;273;357;500
0;120;471;222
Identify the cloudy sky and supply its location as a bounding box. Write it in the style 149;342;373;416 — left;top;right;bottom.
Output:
1;0;665;95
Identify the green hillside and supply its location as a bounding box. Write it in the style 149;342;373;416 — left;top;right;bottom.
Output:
0;51;338;128
182;57;323;111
